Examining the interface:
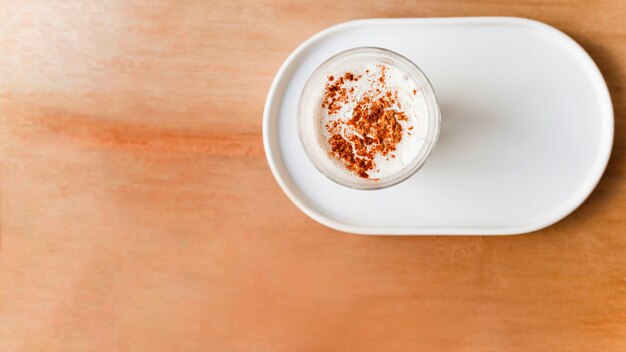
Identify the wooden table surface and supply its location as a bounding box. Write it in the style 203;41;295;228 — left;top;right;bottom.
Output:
2;1;625;351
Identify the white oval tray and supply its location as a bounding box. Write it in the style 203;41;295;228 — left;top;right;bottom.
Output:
263;17;613;235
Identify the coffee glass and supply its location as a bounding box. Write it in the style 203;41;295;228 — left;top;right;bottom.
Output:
298;47;441;190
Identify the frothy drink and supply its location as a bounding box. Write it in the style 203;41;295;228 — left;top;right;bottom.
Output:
314;62;430;180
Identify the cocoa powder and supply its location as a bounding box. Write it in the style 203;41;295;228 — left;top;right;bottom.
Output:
323;65;410;180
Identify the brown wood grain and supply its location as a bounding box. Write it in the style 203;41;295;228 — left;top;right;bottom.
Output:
1;1;625;351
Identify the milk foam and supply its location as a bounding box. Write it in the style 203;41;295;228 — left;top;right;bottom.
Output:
315;63;429;180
